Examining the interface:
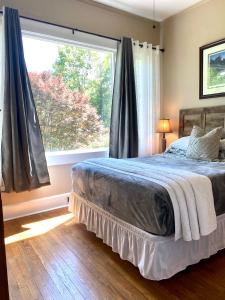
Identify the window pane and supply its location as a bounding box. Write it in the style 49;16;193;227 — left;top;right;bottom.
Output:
22;34;114;152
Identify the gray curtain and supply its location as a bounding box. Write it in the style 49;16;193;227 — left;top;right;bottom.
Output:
109;37;138;158
1;7;50;192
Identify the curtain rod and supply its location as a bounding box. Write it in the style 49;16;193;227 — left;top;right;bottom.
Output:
0;10;164;52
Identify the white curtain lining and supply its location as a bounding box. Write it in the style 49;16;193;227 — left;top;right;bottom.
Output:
132;41;160;157
69;193;225;281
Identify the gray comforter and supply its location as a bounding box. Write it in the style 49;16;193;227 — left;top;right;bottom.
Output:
72;154;225;236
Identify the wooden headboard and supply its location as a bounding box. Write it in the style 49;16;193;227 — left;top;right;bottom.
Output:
179;106;225;137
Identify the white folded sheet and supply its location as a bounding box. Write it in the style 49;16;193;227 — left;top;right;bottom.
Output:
134;164;217;241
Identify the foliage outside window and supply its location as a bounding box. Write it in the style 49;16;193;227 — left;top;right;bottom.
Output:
23;35;114;152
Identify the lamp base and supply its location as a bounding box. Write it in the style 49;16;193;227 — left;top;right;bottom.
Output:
161;137;167;153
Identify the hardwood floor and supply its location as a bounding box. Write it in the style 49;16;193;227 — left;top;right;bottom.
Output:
4;208;225;300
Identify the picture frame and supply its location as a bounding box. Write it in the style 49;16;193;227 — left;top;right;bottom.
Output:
200;38;225;99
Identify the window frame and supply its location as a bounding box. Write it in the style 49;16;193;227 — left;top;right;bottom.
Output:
21;23;117;166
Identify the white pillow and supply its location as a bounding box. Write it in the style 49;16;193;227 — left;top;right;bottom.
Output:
166;136;190;153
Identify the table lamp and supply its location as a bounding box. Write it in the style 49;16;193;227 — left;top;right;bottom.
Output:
157;119;172;152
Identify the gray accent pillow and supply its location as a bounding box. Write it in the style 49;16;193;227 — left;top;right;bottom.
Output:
220;139;225;151
219;139;225;160
186;126;223;160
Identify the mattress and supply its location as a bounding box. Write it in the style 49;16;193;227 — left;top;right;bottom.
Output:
71;154;225;236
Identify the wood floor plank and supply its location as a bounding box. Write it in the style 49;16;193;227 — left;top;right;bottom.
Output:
7;244;43;300
43;231;126;300
30;236;85;300
15;240;65;299
5;208;225;300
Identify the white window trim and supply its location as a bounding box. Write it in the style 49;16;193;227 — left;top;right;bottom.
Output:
46;148;109;166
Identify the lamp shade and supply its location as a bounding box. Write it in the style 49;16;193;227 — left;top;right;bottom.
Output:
157;119;172;133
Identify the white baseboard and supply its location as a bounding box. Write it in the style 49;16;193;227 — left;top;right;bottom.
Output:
3;193;70;221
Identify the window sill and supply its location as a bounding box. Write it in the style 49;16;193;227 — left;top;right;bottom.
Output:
46;148;109;167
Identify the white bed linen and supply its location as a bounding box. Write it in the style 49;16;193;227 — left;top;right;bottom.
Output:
69;192;225;281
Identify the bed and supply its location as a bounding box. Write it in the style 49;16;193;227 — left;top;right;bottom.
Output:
69;105;225;280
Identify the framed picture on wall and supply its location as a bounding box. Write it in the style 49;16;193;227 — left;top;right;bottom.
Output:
200;38;225;99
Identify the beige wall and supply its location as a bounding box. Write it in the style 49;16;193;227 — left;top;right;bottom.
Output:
161;0;225;143
2;165;72;205
1;0;159;44
1;0;160;206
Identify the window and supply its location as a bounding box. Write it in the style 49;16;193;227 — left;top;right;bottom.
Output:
22;33;115;153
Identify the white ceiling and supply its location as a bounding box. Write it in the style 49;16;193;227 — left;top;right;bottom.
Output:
94;0;203;21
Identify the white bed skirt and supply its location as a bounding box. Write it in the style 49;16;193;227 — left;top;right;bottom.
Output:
69;193;225;280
